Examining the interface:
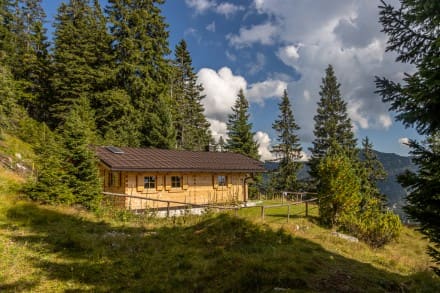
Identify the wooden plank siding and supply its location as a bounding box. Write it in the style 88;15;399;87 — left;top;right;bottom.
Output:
100;167;248;210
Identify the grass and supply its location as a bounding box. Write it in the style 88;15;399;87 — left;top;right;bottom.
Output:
1;169;439;291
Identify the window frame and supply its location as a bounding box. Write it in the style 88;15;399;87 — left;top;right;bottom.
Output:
218;175;227;187
109;171;121;187
144;176;156;190
171;175;182;188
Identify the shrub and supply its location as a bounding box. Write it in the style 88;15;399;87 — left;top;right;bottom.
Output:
343;197;402;248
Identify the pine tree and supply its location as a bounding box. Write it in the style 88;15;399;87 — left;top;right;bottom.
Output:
271;89;302;191
51;0;113;125
359;137;387;206
16;0;51;122
107;0;172;147
59;96;101;209
172;39;211;151
143;94;175;149
309;64;357;179
26;124;74;204
226;89;259;160
376;0;440;274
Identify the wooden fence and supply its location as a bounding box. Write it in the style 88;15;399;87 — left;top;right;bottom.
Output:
102;191;319;221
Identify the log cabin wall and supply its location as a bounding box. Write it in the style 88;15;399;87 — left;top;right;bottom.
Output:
121;172;247;210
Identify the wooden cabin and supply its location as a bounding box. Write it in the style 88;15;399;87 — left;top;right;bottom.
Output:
96;146;265;210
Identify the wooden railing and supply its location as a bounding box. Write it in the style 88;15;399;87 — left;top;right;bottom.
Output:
102;191;319;221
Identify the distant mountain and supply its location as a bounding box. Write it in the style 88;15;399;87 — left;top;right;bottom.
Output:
264;151;416;218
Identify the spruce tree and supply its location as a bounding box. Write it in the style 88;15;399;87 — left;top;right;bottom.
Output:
172;39;211;151
107;0;172;147
226;89;259;160
309;64;357;179
271;89;302;191
26;124;74;204
143;94;175;149
59;96;101;209
51;0;113;125
359;137;387;206
376;0;440;273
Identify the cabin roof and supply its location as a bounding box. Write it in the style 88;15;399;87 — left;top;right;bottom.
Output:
95;146;265;173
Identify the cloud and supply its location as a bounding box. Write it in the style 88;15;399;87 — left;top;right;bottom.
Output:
185;0;214;13
227;22;279;48
242;0;413;143
197;67;247;121
216;3;245;17
277;45;301;69
185;0;244;17
206;21;216;32
398;137;410;146
247;52;266;75
208;118;228;142
254;131;274;161
247;79;287;105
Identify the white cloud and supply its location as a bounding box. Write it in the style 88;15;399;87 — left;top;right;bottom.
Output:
398;137;410;146
208;118;228;142
248;52;266;75
225;50;237;62
216;3;245;17
206;21;216;32
277;45;301;69
247;79;287;105
239;0;413;143
197;67;247;121
185;0;214;13
227;22;278;48
185;0;244;17
254;131;274;161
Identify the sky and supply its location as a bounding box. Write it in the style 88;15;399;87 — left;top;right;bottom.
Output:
42;0;421;160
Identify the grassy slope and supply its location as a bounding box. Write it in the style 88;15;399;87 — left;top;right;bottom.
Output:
0;133;438;292
1;182;439;292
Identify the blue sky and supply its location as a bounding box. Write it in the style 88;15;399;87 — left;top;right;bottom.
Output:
42;0;421;159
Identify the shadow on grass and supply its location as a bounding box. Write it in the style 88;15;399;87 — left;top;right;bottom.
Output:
3;202;440;292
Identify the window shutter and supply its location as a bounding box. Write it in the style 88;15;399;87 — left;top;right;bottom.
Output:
104;170;109;187
137;175;144;192
165;176;171;191
183;175;189;190
227;176;232;188
213;175;218;189
156;175;163;191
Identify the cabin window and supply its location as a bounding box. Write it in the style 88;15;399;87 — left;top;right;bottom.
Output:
109;171;121;187
144;176;155;189
218;175;227;187
171;176;181;188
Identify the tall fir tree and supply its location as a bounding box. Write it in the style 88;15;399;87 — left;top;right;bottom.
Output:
59;96;101;209
271;89;302;191
26;123;74;204
11;0;53;122
309;64;357;180
51;0;113;125
226;89;259;160
106;0;172;147
359;137;387;206
172;39;211;151
376;0;440;274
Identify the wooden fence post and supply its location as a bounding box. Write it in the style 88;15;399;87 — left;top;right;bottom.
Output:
167;202;170;218
287;205;290;223
305;201;309;217
261;206;265;221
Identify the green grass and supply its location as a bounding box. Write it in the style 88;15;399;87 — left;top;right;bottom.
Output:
1;170;439;292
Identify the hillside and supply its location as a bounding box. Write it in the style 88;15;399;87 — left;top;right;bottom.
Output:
1;163;439;291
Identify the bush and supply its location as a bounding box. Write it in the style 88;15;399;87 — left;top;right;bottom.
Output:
343;198;402;248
